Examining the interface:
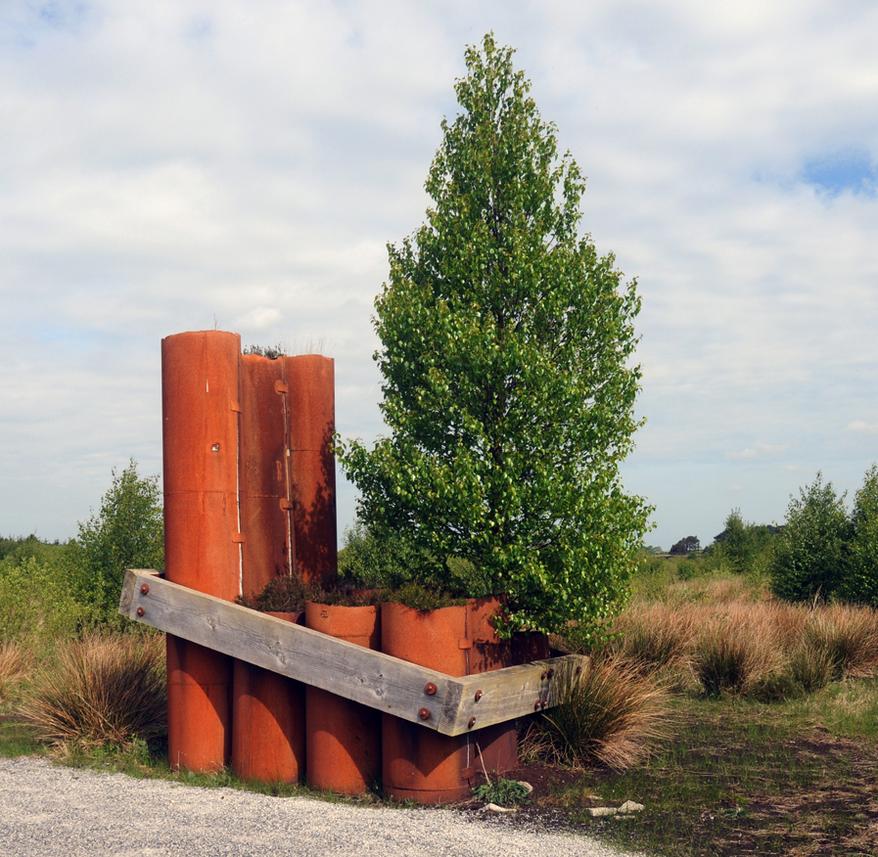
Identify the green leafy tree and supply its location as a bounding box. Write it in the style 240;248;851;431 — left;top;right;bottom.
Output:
67;460;164;622
771;473;848;602
839;465;878;606
340;34;649;634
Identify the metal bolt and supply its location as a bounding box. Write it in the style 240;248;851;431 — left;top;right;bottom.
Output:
140;583;150;595
136;607;145;617
474;689;483;703
210;442;221;453
418;707;431;721
468;717;477;729
424;682;437;696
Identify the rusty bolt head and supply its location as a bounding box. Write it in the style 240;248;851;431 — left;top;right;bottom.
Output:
418;707;431;721
468;717;477;729
140;583;150;595
424;682;437;696
136;607;145;617
474;689;483;703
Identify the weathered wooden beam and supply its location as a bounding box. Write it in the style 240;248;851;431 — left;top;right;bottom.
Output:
119;569;586;737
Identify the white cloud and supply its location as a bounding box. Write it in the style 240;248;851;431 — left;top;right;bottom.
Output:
1;1;876;549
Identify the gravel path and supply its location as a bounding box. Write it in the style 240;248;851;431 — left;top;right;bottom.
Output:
0;757;644;857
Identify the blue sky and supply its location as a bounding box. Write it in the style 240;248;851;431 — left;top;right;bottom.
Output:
1;1;877;550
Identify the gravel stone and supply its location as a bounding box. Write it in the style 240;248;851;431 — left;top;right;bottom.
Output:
0;757;646;857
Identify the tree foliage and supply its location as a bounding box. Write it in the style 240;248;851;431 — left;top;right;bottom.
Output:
340;34;648;634
770;473;848;603
670;536;700;555
838;465;878;606
67;460;163;621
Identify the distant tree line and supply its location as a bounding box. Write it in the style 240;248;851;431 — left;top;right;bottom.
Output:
661;466;878;606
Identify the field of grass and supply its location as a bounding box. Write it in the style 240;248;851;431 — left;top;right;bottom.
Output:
2;552;877;856
522;557;878;856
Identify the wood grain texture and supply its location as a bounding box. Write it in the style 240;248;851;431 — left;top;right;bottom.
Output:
119;569;586;736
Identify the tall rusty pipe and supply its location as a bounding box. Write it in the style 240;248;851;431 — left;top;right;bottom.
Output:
162;330;242;772
285;355;337;586
238;354;292;598
232;354;305;783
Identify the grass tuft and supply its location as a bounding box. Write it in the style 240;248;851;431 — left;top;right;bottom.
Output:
19;632;165;750
0;641;31;703
692;608;783;696
521;656;671;771
803;604;878;679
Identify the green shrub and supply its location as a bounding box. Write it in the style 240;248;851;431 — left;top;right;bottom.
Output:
473;778;530;806
66;460;163;624
0;556;84;649
839;465;878;606
770;473;848;603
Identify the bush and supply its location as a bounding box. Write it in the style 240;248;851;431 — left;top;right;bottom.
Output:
19;632;166;749
521;656;671;770
0;556;84;649
66;460;163;623
839;465;878;606
771;473;848;603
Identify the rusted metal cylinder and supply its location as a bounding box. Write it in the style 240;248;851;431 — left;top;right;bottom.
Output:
162;330;242;772
285;355;337;587
232;611;305;783
305;601;380;795
381;598;518;804
238;353;292;598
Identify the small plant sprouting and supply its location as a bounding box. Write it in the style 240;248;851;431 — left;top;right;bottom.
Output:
472;777;531;807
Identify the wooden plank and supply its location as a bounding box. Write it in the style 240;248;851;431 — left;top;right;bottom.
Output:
450;654;587;734
119;569;583;736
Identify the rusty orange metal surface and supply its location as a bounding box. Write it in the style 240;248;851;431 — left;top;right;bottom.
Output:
380;600;518;804
238;354;292;598
231;611;305;784
305;601;380;795
285;355;337;587
162;330;243;771
166;636;231;773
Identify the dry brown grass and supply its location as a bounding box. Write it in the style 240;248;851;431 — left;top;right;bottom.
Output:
0;641;31;703
692;606;785;696
19;632;165;749
803;604;878;679
609;603;697;672
612;594;878;700
520;656;672;771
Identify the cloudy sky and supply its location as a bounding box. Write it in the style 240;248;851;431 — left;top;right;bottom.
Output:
1;1;876;550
